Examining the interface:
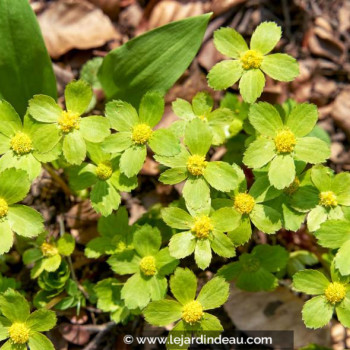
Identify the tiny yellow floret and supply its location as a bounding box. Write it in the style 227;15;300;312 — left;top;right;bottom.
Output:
325;282;346;304
139;256;157;276
187;154;207;176
96;161;113;180
58;110;80;133
0;198;8;219
240;50;263;70
234;193;255;214
182;300;204;324
319;191;338;207
274;129;296;153
41;242;58;257
8;322;30;344
198;115;207;121
10;132;33;155
284;177;300;195
132;124;153;145
191;215;213;239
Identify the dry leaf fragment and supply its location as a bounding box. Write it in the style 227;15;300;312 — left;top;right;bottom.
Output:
38;0;118;58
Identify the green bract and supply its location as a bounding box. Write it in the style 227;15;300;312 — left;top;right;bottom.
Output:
171;91;233;145
107;225;179;309
23;233;75;279
144;268;228;335
85;207;134;258
28;80;110;165
293;269;350;328
162;200;240;270
218;245;288;291
157;118;238;213
243;102;330;189
0;101;60;180
0;168;44;255
102;91;181;177
0;289;56;350
208;22;299;103
292;165;350;231
67;143;138;216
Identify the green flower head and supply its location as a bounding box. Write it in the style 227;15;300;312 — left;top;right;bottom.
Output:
107;225;179;310
67;143;138;216
28;80;110;165
85;207;135;258
293;269;350;329
0;100;61;180
171;91;234;145
157;118;238;213
243;102;330;190
102;91;181;178
162;200;240;270
218;245;288;292
23;232;75;279
208;22;299;103
0;289;56;349
292;165;350;232
0;168;44;255
144;268;229;336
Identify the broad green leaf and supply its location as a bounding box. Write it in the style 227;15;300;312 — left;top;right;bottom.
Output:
334;240;350;276
336;301;350;328
261;54;299;82
102;132;132;153
23;248;42;265
250;204;281;234
159;167;187;185
0;0;56;116
120;145;146;177
28;95;61;123
31;123;61;154
162;207;193;229
285;103;317;137
332;173;350;206
170;268;197;305
0;134;10;154
194;239;212;270
239;69;265;103
155;248;179;276
211;231;235;258
169;231;196;259
307;206;328;232
249;174;281;203
0;289;30;322
250;22;282;55
293;270;330;295
213;27;248;58
268;154;295;189
147;275;167;301
65;80;92;115
139;91;164;127
0;168;30;204
133;225;161;257
7;205;43;237
302;296;333;329
28;332;55;350
217;261;241;281
79;116;110;143
200;313;223;332
243;137;275;169
315;220;350;248
207;60;243;90
105;100;138;131
311;165;333;192
203;161;237;192
0;221;14;255
172;98;195;120
57;234;75;256
255;245;288;272
121;273;150;309
108;251;140;275
294;137;330;164
184;118;212;156
228;217;252;246
0;100;22;137
249;102;283;137
197;277;229;310
144;300;182;326
62;130;86;165
67;163;97;191
182;177;210;215
42;254;61;272
192;92;213;116
149;129;180;156
211;207;240;232
237;268;277;292
91;181;121;216
99;14;211;106
26;309;57;332
291;185;319;211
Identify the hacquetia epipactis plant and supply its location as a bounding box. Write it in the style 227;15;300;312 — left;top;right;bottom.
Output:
0;7;348;350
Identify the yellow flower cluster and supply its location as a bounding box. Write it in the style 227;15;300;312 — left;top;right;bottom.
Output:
132;124;153;144
96;161;113;180
187;154;207;176
274;129;296;153
10;132;33;155
182;300;204;324
58;111;80;133
319;191;338;207
40;242;58;257
325;282;346;304
234;193;255;214
0;198;8;218
240;50;263;70
191;215;213;239
8;322;30;344
139;256;157;276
